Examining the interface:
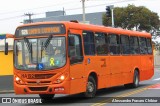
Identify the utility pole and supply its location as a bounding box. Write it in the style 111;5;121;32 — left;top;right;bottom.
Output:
111;5;114;27
63;7;65;16
24;13;34;24
82;0;86;23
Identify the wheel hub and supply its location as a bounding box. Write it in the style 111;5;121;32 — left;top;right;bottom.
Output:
87;81;94;92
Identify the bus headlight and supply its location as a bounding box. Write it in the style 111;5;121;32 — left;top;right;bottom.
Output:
53;73;68;84
14;75;24;85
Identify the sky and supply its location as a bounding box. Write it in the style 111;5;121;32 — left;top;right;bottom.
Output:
0;0;160;34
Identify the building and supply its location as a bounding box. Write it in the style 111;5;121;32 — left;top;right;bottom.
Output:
25;11;105;25
0;34;13;75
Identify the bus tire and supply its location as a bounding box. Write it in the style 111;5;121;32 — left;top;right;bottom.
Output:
84;76;97;98
39;94;55;100
124;70;139;88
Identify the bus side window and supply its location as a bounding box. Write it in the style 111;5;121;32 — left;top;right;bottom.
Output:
146;38;152;54
139;37;148;54
83;31;95;55
120;35;130;55
129;36;140;54
69;34;83;64
95;32;108;55
108;34;120;55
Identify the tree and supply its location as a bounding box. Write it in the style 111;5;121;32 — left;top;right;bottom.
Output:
102;4;160;32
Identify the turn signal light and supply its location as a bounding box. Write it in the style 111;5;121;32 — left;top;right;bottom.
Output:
14;75;25;85
53;73;68;84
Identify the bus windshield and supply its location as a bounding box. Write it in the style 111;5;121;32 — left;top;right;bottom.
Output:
14;36;66;71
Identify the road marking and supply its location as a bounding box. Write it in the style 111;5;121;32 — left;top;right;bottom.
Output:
148;83;160;89
153;78;160;81
0;90;14;94
91;83;159;106
91;88;147;106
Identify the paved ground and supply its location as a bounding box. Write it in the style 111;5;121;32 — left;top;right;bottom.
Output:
0;75;13;91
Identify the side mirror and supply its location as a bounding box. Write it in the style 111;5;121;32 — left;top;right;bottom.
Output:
5;42;8;55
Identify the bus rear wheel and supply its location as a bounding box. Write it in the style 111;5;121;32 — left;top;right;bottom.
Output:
124;70;139;88
84;76;97;98
39;94;55;100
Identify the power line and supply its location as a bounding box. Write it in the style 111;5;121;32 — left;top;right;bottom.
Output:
34;0;137;16
0;0;138;21
0;0;78;15
0;15;24;21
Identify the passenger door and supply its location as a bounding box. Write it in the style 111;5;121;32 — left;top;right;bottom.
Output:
68;29;86;94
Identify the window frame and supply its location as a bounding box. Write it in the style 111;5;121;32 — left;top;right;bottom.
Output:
129;36;140;55
146;38;153;54
120;35;130;55
95;32;108;56
82;30;96;56
68;33;83;64
108;33;121;55
139;37;148;55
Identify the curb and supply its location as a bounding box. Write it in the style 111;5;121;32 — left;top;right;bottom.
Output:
0;90;14;94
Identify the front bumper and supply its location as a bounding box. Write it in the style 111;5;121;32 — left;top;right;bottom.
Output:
14;80;70;94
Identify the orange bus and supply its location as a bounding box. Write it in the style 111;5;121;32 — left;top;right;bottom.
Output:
5;21;154;99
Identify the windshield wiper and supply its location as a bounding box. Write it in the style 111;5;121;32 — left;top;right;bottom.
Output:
43;35;53;50
40;35;53;60
24;37;32;53
24;37;33;62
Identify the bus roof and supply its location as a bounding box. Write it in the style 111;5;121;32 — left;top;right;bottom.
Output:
17;21;151;38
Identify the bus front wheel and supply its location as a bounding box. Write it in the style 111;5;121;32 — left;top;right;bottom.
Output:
84;76;97;98
39;94;55;100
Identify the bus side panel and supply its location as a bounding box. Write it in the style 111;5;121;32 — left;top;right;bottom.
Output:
140;55;148;81
109;56;123;87
122;56;133;84
84;56;110;89
69;63;86;94
140;55;149;81
146;55;154;79
96;56;110;89
130;55;141;81
140;55;154;81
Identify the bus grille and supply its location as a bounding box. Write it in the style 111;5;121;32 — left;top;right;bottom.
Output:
29;87;48;91
28;74;55;79
27;81;51;85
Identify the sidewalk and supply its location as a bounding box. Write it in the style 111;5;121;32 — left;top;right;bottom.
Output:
0;75;13;93
0;90;14;94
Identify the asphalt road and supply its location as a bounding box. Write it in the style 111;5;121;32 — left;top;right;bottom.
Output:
0;68;160;106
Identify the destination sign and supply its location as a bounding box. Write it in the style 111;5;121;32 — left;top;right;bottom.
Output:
15;24;66;37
